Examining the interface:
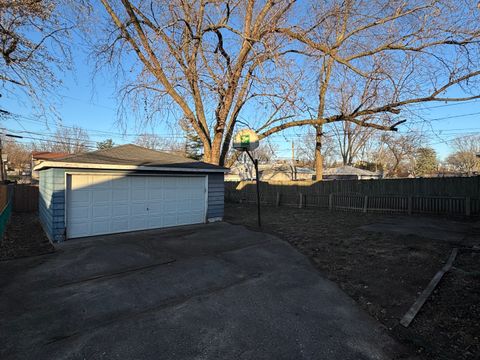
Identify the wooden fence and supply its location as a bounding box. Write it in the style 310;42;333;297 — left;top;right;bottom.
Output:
13;184;39;212
225;177;480;216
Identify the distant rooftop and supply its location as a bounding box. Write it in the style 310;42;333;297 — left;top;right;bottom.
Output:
32;151;70;160
324;165;379;176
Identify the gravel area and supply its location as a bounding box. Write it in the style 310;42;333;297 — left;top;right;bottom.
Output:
0;212;54;261
225;203;480;360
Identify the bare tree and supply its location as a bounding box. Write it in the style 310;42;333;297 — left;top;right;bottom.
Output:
380;132;423;177
95;0;480;175
2;138;30;170
446;135;480;175
297;129;336;168
276;0;480;179
134;133;186;155
134;133;162;150
32;126;90;154
331;121;376;166
0;0;81;115
236;141;277;179
95;0;300;166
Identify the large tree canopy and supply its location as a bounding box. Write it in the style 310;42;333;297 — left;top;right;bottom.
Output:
95;0;480;176
0;0;82;115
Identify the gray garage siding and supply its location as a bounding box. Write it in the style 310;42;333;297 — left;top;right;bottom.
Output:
39;169;224;242
207;173;224;220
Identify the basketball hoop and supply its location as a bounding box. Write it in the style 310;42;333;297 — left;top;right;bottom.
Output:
233;129;261;227
233;129;259;152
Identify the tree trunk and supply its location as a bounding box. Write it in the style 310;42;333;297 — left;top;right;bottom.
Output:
207;132;224;165
315;125;323;180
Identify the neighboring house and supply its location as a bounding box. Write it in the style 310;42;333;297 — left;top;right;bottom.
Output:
260;164;315;182
34;144;227;242
323;165;382;180
225;163;249;181
224;172;242;182
31;152;70;180
226;162;315;182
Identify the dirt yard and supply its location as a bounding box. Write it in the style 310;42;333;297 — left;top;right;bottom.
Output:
225;203;480;360
0;212;54;261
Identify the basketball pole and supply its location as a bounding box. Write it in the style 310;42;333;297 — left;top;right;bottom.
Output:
245;149;261;228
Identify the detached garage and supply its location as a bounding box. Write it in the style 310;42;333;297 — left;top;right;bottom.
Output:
35;144;227;242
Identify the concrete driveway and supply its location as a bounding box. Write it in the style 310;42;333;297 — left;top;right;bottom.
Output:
0;222;410;360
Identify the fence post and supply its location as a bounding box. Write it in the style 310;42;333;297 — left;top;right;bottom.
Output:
363;195;368;213
408;196;413;215
299;193;304;209
329;193;333;211
276;192;281;207
466;197;471;216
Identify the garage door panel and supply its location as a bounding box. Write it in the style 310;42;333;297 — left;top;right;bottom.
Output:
131;189;146;201
69;223;91;237
93;204;111;218
147;200;163;214
130;216;148;230
70;190;91;203
69;206;90;222
147;214;162;225
113;204;129;216
112;189;129;201
111;217;130;232
71;175;91;189
177;199;190;210
92;190;111;203
190;201;204;212
112;177;129;188
163;214;177;227
131;203;148;214
67;175;207;239
149;189;163;200
90;175;112;187
92;221;110;234
164;190;177;200
131;176;146;187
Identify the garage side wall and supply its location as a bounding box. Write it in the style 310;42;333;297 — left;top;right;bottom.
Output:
39;168;66;242
207;173;224;221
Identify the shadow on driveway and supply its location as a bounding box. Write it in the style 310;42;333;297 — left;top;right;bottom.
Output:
0;222;414;360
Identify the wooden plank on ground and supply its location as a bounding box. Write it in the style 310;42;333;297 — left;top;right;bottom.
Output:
400;248;458;327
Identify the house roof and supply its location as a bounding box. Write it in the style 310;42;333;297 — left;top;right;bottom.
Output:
33;144;227;172
324;165;379;176
32;151;70;160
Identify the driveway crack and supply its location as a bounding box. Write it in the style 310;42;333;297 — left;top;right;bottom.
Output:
44;271;264;346
55;259;177;288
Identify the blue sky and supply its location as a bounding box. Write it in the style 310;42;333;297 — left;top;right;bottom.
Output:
2;27;480;161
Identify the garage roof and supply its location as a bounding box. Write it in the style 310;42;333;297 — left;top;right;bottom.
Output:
33;144;227;172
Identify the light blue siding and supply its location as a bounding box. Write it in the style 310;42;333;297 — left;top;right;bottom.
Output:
39;168;66;242
39;169;225;242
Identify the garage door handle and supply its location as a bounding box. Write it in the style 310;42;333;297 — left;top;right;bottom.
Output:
146;207;149;211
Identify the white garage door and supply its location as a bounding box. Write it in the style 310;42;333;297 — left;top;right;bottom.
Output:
66;174;207;238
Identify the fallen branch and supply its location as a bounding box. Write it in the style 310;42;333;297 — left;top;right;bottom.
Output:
400;248;458;327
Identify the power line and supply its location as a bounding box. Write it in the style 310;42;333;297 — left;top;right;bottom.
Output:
407;99;480;110
7;112;186;139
